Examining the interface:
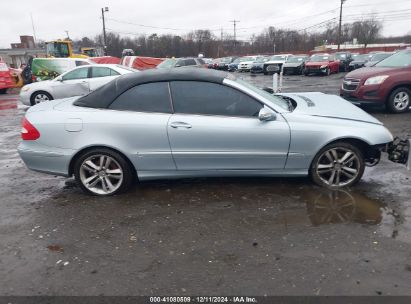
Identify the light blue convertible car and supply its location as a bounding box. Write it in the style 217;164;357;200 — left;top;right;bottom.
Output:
18;68;397;196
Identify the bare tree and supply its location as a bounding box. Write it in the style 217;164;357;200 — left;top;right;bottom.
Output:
351;18;382;48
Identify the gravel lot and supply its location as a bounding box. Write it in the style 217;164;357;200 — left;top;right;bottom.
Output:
0;73;411;296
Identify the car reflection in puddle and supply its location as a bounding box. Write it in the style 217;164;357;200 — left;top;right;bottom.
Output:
304;189;383;226
302;188;410;243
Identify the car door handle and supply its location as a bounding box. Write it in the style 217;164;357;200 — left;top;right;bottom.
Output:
170;122;192;129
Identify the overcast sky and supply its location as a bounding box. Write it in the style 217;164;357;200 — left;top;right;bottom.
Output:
1;0;411;48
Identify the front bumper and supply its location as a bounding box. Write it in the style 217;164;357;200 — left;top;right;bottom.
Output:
19;90;31;106
340;83;385;107
305;67;328;74
283;66;302;75
250;66;263;73
387;138;411;170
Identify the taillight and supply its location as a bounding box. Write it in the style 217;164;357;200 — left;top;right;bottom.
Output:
21;118;40;140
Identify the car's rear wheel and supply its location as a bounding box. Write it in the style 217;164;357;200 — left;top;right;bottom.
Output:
30;91;53;106
0;88;7;94
310;142;365;189
74;148;134;196
387;87;411;113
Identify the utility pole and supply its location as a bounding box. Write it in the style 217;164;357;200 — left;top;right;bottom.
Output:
229;20;240;47
64;30;70;40
337;0;347;51
101;7;109;55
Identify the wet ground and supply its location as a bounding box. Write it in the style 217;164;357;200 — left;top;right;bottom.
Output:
1;74;411;296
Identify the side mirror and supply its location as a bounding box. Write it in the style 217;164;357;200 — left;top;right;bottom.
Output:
258;107;276;121
56;77;63;82
175;64;181;68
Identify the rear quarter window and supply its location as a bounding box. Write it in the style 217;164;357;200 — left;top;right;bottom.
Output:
109;82;172;113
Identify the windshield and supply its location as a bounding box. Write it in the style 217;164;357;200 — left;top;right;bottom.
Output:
255;56;268;63
309;55;330;62
220;57;232;63
371;53;393;62
287;56;306;63
235;78;290;111
335;53;347;59
46;42;70;58
270;55;287;61
157;59;177;68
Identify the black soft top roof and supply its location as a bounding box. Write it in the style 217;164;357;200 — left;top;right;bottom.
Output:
74;67;231;109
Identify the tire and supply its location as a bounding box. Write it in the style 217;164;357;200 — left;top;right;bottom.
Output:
387;87;411;113
303;69;309;76
310;142;365;189
0;88;7;94
30;91;53;106
74;148;135;196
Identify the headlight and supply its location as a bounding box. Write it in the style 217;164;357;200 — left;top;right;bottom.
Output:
21;86;30;92
320;65;327;69
364;75;389;86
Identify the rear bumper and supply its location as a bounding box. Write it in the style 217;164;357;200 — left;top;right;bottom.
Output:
18;141;75;177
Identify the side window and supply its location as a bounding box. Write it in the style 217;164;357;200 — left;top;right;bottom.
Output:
109;82;172;113
170;81;263;117
184;59;197;66
62;67;89;81
92;67;119;78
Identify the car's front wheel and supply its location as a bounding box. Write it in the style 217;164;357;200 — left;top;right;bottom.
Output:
310;142;365;189
30;91;53;106
387;87;410;113
74;148;135;196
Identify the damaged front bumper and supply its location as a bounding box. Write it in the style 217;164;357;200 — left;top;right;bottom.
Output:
387;137;411;170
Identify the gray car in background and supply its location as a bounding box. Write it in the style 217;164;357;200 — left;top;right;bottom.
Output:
18;68;393;196
157;57;205;69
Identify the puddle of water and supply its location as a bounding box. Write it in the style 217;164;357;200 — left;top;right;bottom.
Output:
53;176;411;243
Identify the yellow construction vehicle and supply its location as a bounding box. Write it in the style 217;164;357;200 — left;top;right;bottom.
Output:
46;40;99;58
80;47;101;57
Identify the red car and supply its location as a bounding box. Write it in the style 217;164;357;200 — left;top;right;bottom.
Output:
304;53;340;76
340;49;411;113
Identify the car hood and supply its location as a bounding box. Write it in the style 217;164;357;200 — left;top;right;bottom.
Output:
305;61;329;66
265;60;285;64
283;62;302;68
344;66;396;79
278;92;382;125
349;60;366;65
24;80;53;90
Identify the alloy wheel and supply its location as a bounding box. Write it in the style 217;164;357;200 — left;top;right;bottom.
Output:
393;91;410;111
315;147;360;187
34;93;50;104
79;154;124;195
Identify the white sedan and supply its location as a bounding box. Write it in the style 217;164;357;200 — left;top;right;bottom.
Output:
20;64;136;106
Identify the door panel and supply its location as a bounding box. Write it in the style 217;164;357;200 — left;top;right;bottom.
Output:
167;114;290;170
51;79;90;99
